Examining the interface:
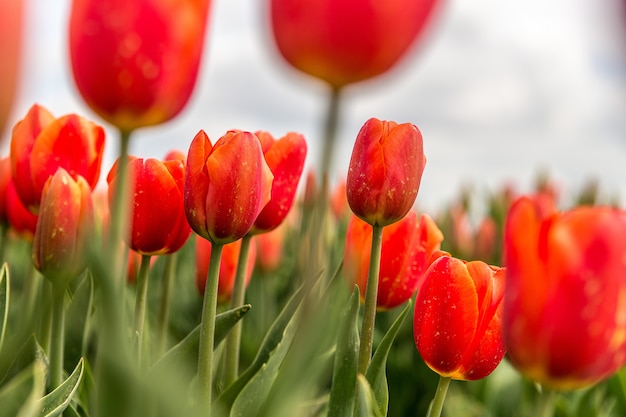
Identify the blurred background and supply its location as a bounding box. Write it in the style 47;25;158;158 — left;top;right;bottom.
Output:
3;0;626;213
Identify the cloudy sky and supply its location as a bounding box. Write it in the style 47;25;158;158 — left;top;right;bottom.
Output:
5;0;626;213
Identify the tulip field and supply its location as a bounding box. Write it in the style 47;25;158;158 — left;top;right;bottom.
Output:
2;1;626;417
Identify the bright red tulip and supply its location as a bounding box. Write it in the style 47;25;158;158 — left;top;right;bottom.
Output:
10;106;105;213
413;254;506;380
270;0;439;89
107;156;191;255
346;118;426;227
344;211;443;310
195;236;257;303
33;168;95;285
504;196;626;390
6;178;38;240
69;0;211;133
250;131;307;234
184;130;273;244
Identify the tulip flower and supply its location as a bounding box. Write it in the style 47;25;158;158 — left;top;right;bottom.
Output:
10;107;105;213
69;0;211;134
504;196;626;390
347;118;426;227
344;211;443;310
6;177;38;240
195;237;257;303
250;131;307;234
184;129;273;244
0;0;23;140
107;156;190;255
270;0;439;89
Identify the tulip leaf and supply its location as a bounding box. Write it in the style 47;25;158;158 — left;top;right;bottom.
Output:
37;357;84;417
355;374;383;417
0;355;46;417
0;263;8;355
365;300;412;417
327;286;360;417
150;304;251;379
1;335;49;387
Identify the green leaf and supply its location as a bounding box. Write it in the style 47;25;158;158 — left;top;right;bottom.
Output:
37;357;84;417
365;300;412;416
0;357;46;417
327;286;360;417
0;263;9;355
1;335;49;386
355;374;383;417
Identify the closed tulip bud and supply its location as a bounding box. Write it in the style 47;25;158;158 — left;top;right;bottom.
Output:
250;131;307;234
270;0;439;89
504;196;626;390
184;130;273;244
10;108;105;213
107;156;191;255
33;168;95;285
69;0;211;133
344;211;443;310
347;118;426;227
195;236;257;303
413;254;506;380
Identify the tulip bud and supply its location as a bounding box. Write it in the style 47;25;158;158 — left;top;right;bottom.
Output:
347;118;426;227
184;130;273;244
33;168;95;285
504;196;626;390
413;254;506;380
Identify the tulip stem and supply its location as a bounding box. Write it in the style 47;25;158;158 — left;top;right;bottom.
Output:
223;234;252;386
157;253;177;357
536;387;557;417
133;254;151;363
197;242;224;412
357;223;384;375
320;86;341;185
49;282;66;390
109;129;132;286
427;376;451;417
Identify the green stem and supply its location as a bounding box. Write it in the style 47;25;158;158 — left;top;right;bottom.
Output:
427;376;451;417
536;387;557;417
49;283;66;390
357;224;384;375
157;253;177;357
320;87;342;186
133;254;151;362
222;234;252;386
197;242;224;413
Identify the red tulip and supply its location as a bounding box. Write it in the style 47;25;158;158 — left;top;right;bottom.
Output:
184;130;273;244
10;106;105;213
346;118;426;227
250;131;307;234
195;236;257;303
344;211;443;310
69;0;211;133
504;196;626;389
0;0;23;140
270;0;439;89
6;178;38;240
254;223;287;273
33;168;95;285
413;254;506;380
107;156;191;255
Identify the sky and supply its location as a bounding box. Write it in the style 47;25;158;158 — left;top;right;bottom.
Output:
5;0;626;214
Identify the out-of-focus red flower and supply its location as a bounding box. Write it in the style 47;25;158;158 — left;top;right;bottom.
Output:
473;216;497;262
250;131;307;234
107;156;190;255
10;106;105;213
6;178;38;240
254;222;287;273
69;0;211;133
413;254;506;380
330;180;349;222
0;0;23;140
344;211;443;310
184;130;273;244
195;236;257;303
346;118;426;227
33;168;95;285
270;0;439;89
504;196;626;390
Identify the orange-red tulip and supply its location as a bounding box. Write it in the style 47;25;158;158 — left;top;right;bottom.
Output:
184;130;273;244
346;118;426;227
107;156;190;255
344;211;443;310
270;0;439;89
504;196;626;390
6;178;38;240
69;0;211;133
195;237;257;303
250;131;307;234
413;254;506;380
33;168;95;285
